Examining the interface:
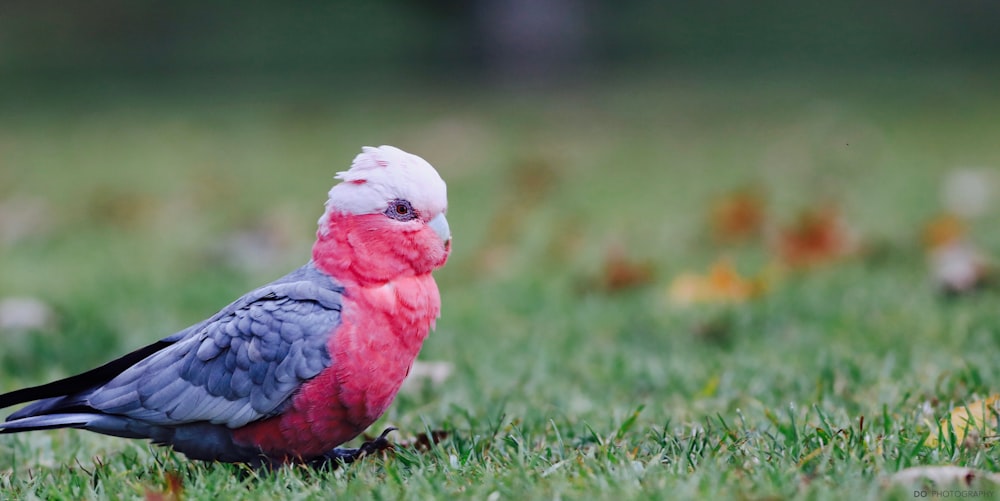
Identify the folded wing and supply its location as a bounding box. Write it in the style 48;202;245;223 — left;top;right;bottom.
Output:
2;264;343;436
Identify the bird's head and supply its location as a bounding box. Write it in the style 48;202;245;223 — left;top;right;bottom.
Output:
314;146;451;284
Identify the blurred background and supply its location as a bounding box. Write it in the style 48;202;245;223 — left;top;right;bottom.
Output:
1;0;1000;424
2;0;999;84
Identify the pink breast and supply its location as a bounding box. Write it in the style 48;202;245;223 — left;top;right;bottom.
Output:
232;275;440;461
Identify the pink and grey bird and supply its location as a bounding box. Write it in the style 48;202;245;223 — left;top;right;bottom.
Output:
0;145;451;466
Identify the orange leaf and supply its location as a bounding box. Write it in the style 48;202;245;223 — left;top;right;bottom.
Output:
599;244;655;292
774;204;858;268
710;189;765;244
923;213;967;250
144;471;184;501
922;213;994;294
925;395;1000;448
668;259;761;305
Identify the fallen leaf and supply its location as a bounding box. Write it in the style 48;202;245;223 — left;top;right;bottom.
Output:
929;242;994;295
923;213;967;250
370;429;449;453
888;466;1000;487
924;395;1000;448
598;243;655;292
144;471;184;501
774;204;859;268
408;430;450;452
667;258;763;306
922;214;994;295
709;188;765;244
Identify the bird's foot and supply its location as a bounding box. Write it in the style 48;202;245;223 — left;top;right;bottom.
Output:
311;427;397;468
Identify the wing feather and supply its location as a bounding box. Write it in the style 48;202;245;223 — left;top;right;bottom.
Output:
87;277;342;428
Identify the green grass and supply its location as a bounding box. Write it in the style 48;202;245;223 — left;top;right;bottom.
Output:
2;70;1000;499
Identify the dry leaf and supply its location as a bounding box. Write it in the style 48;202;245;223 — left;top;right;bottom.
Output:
406;430;450;452
923;213;967;250
667;259;762;306
144;471;184;501
598;243;655;292
922;214;993;295
709;188;765;244
889;466;1000;487
364;429;449;453
924;394;1000;448
774;204;858;268
929;242;993;295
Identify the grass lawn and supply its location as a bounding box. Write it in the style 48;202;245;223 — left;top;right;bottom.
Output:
1;70;1000;499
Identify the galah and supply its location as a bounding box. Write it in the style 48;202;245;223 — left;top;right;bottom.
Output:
0;145;451;467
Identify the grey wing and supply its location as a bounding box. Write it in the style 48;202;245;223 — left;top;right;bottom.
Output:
86;279;342;428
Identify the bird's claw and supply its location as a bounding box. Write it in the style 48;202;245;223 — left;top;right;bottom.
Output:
311;427;397;468
359;426;397;456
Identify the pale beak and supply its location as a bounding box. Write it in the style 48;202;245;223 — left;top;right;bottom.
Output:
429;213;451;245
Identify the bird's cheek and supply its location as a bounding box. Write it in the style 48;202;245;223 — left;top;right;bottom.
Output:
427;229;450;267
434;243;450;268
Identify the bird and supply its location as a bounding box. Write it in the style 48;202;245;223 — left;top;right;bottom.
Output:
0;145;452;467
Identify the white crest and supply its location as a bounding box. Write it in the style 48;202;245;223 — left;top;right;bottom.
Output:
318;146;447;233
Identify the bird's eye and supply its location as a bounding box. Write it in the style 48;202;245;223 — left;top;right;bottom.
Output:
385;199;418;221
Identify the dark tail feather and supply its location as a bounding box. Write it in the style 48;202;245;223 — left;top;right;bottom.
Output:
3;411;268;464
0;412;150;441
0;413;95;434
0;340;175;414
